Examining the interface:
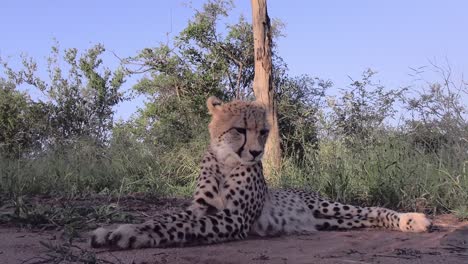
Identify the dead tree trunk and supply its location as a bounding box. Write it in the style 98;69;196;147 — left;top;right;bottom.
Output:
251;0;281;178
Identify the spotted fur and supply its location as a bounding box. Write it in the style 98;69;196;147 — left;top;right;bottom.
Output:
90;97;431;249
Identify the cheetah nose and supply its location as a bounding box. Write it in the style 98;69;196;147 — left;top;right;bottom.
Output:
249;150;262;158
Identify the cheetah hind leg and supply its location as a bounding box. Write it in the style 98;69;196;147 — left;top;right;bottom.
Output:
311;213;431;233
398;213;432;232
310;197;432;232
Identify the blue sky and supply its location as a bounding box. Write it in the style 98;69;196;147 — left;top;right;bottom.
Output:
1;0;467;120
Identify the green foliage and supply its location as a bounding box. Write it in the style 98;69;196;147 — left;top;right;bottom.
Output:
2;43;126;146
0;79;48;157
276;75;331;157
329;69;405;147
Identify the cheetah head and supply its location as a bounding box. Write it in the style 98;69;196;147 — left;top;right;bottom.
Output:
207;96;270;167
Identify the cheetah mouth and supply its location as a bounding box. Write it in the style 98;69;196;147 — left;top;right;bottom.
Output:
241;159;260;165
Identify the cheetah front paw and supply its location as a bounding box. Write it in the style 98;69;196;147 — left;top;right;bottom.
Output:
90;227;112;248
399;213;432;232
90;224;154;249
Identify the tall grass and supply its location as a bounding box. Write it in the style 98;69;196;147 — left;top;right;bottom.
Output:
0;136;207;199
1;129;466;214
274;135;468;214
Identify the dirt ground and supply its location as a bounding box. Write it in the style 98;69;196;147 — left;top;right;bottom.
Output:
0;196;467;264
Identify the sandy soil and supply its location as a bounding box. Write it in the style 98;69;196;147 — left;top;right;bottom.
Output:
0;196;466;264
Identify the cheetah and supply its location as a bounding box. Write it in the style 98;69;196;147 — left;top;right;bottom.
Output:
90;96;431;249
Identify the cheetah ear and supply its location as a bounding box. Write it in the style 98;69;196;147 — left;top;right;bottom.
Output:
207;96;222;115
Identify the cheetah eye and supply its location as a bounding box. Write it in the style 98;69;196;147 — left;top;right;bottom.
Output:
234;127;246;134
260;129;269;136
